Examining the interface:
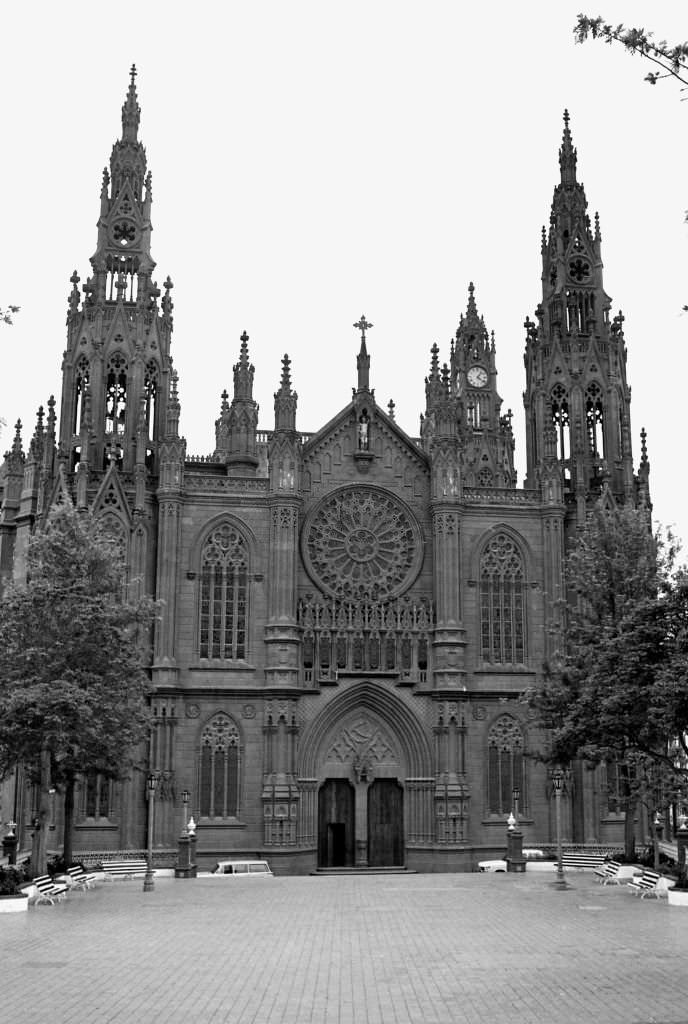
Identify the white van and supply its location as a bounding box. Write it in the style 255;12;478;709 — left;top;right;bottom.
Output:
210;860;273;877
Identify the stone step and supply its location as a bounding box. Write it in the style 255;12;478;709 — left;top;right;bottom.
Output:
311;866;416;875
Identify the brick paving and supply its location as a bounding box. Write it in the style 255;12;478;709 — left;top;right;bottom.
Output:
2;870;688;1024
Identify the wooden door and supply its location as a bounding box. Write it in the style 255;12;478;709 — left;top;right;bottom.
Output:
368;779;404;867
318;779;355;867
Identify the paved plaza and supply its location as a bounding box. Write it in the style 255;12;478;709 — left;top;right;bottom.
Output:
2;870;688;1024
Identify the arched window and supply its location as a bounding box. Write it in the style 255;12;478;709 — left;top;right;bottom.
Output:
73;355;90;435
199;713;240;818
550;384;570;463
585;381;605;457
144;360;159;441
199;523;248;660
105;352;128;435
487;715;524;816
81;772;113;820
480;533;526;664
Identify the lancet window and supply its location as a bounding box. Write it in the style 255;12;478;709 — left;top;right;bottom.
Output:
199;524;248;660
479;533;526;665
299;596;431;685
105;352;128;436
81;772;112;820
199;713;240;818
487;715;524;816
585;381;605;457
73;355;90;435
144;360;159;441
105;253;139;302
550;384;570;465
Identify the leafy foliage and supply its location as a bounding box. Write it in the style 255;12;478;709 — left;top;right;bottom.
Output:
0;305;20;325
528;502;688;849
0;504;157;865
575;15;688;88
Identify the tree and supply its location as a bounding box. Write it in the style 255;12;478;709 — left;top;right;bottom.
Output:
575;16;688;90
0;305;20;325
0;503;156;873
528;501;688;858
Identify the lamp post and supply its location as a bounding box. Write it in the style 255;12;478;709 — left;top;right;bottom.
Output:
512;786;521;828
143;774;157;893
181;790;190;833
551;769;568;890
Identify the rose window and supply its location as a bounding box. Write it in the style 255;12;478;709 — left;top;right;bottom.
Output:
302;486;423;601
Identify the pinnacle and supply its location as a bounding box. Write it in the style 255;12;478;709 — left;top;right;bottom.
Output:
559;107;578;187
280;353;292;393
121;63;141;143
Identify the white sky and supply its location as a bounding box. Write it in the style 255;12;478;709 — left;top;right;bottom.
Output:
1;2;686;547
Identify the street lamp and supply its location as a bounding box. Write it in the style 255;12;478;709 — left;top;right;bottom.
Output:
181;790;190;833
512;786;521;828
551;769;568;890
143;774;157;893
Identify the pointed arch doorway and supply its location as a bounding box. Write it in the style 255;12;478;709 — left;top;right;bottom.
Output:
368;779;404;867
318;779;355;867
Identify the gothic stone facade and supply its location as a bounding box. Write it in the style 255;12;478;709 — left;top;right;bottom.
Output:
0;74;651;871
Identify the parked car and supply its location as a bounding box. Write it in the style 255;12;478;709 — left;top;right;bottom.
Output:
210;860;273;877
478;849;544;872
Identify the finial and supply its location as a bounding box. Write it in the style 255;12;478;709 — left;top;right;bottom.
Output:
640;427;648;465
430;342;440;377
594;211;601;241
12;420;23;455
467;282;476;314
387;399;395;421
559;108;578;187
353;315;373;343
220;389;229;413
280;353;292;392
121;63;141;143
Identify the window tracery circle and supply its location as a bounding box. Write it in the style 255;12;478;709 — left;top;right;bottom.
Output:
302;485;423;601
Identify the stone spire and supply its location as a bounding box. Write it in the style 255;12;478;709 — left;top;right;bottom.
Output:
233;331;255;402
274;354;298;433
121;64;141;143
354;316;372;392
214;332;259;472
559;109;578;188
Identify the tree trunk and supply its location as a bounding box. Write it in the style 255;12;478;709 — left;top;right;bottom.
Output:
63;775;75;866
30;747;52;877
624;795;636;861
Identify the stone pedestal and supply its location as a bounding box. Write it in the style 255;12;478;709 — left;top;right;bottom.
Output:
2;834;18;865
676;825;688;876
174;833;197;878
506;829;526;873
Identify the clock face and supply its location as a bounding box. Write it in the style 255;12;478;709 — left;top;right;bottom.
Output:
467;365;488;388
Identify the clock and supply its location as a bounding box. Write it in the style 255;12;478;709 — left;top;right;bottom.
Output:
467;365;488;388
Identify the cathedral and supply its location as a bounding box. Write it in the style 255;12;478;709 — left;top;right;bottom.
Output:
0;70;651;871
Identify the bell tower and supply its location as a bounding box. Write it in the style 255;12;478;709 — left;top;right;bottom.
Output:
523;111;638;517
60;66;174;478
451;283;516;489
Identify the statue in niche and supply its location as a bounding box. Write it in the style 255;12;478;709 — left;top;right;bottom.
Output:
358;411;370;451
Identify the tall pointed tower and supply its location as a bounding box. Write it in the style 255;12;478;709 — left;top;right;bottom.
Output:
451;283;516;489
60;66;175;478
523;111;638;522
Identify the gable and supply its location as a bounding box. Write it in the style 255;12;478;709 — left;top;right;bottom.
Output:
301;401;429;504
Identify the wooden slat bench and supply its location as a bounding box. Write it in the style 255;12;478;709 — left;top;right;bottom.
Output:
593;860;620;883
561;851;607;870
626;869;672;899
102;859;149;880
33;875;69;905
65;866;97;890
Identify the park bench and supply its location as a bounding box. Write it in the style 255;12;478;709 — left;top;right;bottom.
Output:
561;851;607;870
102;859;149;880
593;860;621;883
32;875;69;906
65;866;97;890
626;869;672;899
